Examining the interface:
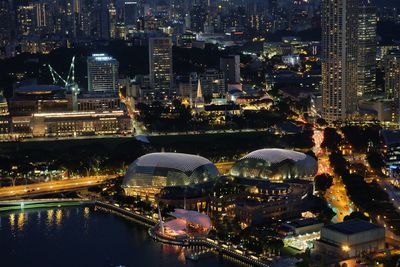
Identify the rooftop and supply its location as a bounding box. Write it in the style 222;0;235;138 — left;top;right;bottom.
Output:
382;130;400;146
324;219;383;235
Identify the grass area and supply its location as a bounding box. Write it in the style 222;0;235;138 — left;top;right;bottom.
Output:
281;246;303;256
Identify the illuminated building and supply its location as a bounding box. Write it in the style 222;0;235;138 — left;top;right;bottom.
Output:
356;0;377;96
149;37;173;95
9;85;69;116
220;55;240;85
122;152;219;203
0;94;10;140
381;130;400;172
16;4;35;36
234;179;312;227
30;110;131;137
76;93;120;111
315;219;385;258
154;209;212;240
321;0;358;121
281;218;324;251
87;54;119;93
193;79;205;111
0;93;8;115
230;149;318;182
199;69;226;97
384;50;400;100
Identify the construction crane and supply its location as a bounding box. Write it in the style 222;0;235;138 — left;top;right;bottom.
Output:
48;56;76;89
48;56;80;111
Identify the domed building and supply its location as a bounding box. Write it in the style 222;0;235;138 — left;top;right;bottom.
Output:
122;152;219;205
230;148;318;182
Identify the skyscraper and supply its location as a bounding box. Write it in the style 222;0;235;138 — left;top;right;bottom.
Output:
357;0;377;96
384;50;400;100
149;37;173;94
16;4;35;36
321;0;358;121
124;1;139;28
220;55;240;85
87;54;119;93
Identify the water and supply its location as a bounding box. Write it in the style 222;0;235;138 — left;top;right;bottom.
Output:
0;206;236;267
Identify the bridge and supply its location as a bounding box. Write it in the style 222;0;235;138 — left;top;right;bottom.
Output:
0;175;118;200
0;198;93;211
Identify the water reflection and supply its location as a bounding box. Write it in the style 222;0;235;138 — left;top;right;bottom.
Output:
55;209;62;226
1;207;235;267
17;212;25;231
9;213;15;231
47;209;54;226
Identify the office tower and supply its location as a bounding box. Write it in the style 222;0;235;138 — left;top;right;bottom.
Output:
124;1;139;27
200;69;226;97
0;1;13;44
149;37;173;94
220;55;240;84
109;2;117;38
384;50;400;99
16;4;35;36
190;4;207;32
88;0;110;40
357;0;377;96
87;54;119;92
321;0;358;121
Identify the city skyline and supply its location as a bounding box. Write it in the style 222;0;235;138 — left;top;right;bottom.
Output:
1;1;400;267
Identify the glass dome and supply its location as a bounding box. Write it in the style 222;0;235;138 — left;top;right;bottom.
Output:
122;153;219;188
230;148;317;182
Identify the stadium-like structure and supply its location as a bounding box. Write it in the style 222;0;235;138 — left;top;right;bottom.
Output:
122;152;219;203
230;148;318;182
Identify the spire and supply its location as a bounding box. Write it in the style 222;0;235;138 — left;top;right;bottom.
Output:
196;79;203;98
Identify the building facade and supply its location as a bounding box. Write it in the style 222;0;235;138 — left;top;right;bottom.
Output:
357;0;377;96
87;53;119;93
220;55;240;85
149;37;173;95
321;0;358;121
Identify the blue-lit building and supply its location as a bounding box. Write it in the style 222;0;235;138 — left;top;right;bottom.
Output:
382;130;400;175
87;54;119;93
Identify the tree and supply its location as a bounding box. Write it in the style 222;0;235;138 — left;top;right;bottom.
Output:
344;211;369;222
321;127;342;151
367;151;385;174
314;174;333;194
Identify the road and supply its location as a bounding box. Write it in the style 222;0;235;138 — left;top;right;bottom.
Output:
1;128;272;143
0;175;118;200
325;175;354;222
313;128;353;222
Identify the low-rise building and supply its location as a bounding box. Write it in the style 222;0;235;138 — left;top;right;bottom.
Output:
314;219;385;258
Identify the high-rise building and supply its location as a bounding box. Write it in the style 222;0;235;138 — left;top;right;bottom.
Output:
357;0;377;96
16;4;35;36
87;54;119;93
149;37;173;94
124;1;139;27
108;2;117;38
220;55;240;85
0;1;13;44
321;0;358;121
384;50;400;100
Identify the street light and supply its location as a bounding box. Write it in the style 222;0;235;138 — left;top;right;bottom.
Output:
341;245;350;252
